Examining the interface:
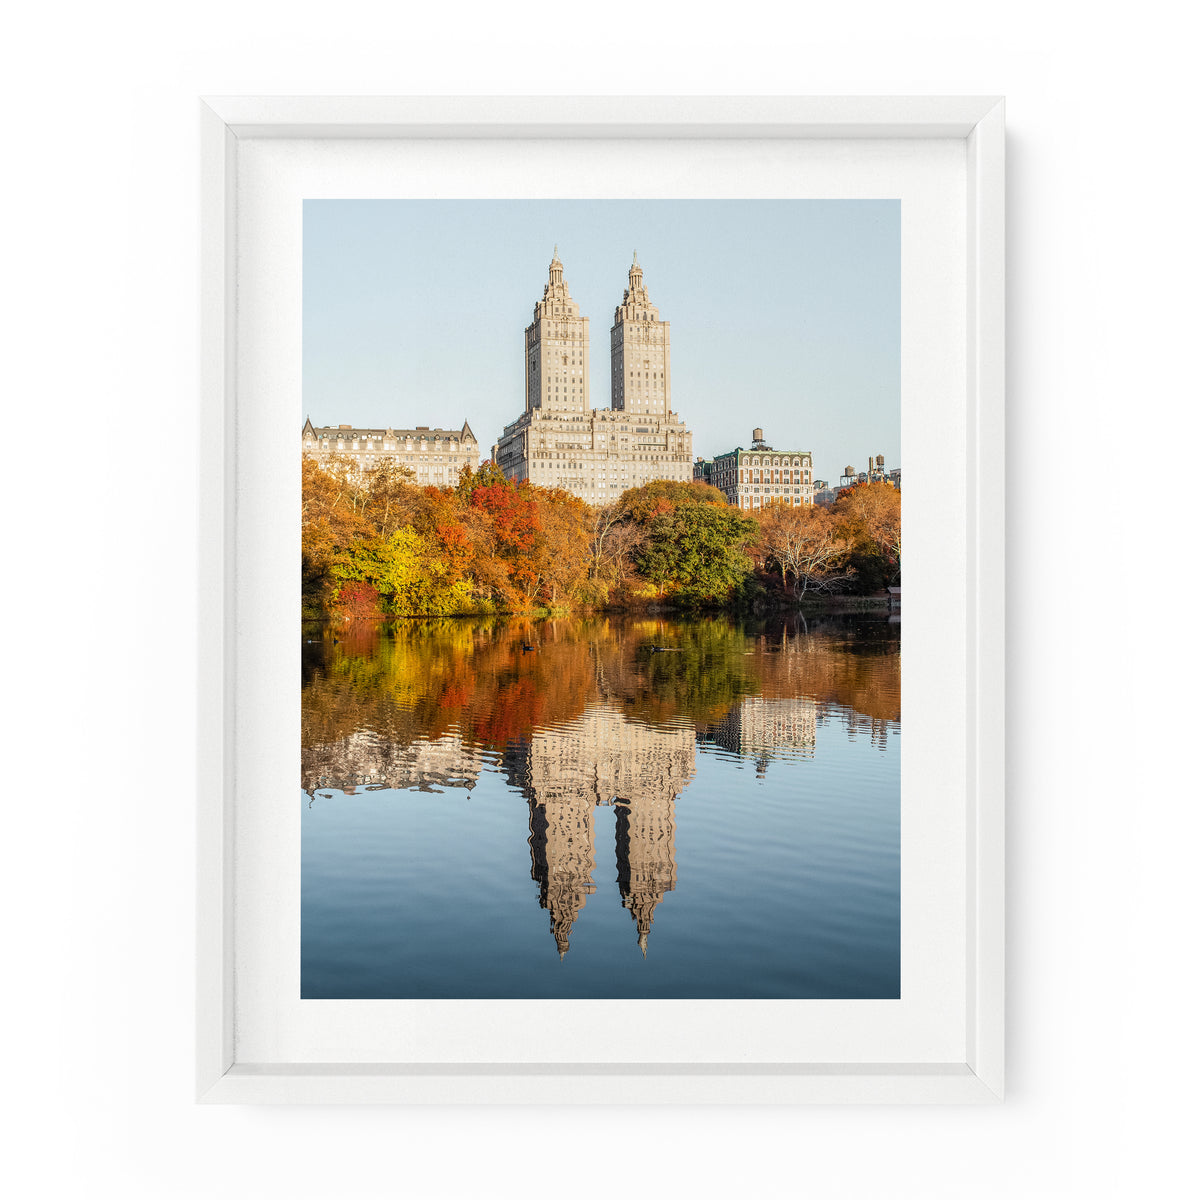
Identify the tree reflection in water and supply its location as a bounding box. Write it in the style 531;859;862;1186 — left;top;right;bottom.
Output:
302;612;898;768
301;613;900;960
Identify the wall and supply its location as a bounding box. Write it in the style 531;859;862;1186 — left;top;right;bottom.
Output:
3;3;1193;1197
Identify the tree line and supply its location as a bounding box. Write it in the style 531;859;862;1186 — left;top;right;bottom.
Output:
301;453;900;618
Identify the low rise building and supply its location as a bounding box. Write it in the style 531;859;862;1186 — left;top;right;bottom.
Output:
693;428;814;510
302;418;479;487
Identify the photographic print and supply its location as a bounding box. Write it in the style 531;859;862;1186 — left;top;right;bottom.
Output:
300;199;900;1000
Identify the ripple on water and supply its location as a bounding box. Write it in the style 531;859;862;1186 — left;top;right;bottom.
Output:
302;613;900;998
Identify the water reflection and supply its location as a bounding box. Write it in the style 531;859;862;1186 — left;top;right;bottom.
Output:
302;613;898;774
503;706;693;956
301;613;900;989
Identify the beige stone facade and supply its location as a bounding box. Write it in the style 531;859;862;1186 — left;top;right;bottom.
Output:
693;428;814;510
495;252;693;503
610;252;671;418
302;418;479;488
506;705;694;956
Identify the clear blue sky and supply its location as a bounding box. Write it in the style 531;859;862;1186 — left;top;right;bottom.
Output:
303;200;899;482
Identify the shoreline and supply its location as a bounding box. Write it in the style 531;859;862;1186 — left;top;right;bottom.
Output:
303;593;896;623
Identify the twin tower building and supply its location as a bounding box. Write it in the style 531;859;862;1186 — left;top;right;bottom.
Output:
493;250;693;501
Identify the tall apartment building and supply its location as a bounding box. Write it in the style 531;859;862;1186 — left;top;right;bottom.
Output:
693;428;814;510
494;251;693;503
302;418;479;487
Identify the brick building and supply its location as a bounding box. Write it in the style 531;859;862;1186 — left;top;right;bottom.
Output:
693;428;814;510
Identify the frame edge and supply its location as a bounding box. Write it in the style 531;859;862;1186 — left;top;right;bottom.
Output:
199;94;1005;140
196;95;1007;1104
197;99;238;1101
965;97;1006;1101
199;1063;1002;1106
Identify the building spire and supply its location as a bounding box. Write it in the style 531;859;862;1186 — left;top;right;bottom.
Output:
546;247;566;293
622;252;648;308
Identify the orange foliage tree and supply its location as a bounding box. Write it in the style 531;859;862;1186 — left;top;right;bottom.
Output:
831;482;901;589
304;455;865;617
753;502;856;600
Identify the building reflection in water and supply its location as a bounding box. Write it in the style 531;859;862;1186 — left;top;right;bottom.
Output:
301;614;900;960
302;729;485;798
701;695;817;776
504;706;694;957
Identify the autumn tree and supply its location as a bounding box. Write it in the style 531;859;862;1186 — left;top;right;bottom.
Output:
754;501;855;601
364;457;420;539
302;454;373;614
616;477;728;524
420;488;477;582
831;482;901;590
529;488;593;607
303;452;427;615
588;503;646;599
453;460;509;502
467;474;542;608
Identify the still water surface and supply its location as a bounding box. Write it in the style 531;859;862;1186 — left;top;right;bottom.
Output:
302;612;899;999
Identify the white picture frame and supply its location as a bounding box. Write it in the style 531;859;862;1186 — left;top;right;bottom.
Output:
197;96;1005;1105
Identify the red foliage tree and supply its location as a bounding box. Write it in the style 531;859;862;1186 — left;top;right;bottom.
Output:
469;480;543;602
334;580;382;621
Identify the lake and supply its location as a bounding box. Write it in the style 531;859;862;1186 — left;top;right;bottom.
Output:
301;611;900;999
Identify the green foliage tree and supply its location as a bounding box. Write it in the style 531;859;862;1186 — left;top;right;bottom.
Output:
635;502;758;605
